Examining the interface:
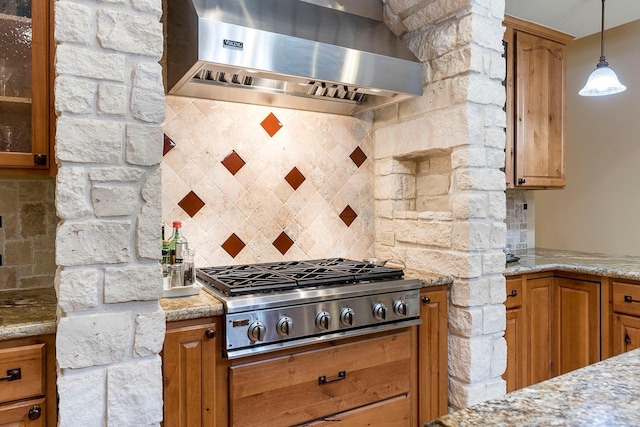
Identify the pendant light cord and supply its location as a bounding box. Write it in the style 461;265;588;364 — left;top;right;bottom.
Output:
600;0;605;61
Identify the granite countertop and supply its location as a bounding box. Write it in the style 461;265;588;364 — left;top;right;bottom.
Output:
0;287;57;340
425;347;640;426
160;288;224;322
405;269;454;288
505;247;640;281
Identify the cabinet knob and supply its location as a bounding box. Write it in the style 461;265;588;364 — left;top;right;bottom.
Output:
421;296;431;304
205;328;216;339
625;333;632;346
28;406;41;421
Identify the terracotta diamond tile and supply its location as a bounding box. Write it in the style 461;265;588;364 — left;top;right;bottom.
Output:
178;191;205;218
261;112;283;137
285;167;306;190
163;134;176;156
221;151;246;175
339;205;358;227
349;146;367;168
222;233;246;258
273;232;294;255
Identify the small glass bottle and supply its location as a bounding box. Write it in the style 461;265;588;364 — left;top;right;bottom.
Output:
168;221;188;264
161;239;171;277
169;264;183;288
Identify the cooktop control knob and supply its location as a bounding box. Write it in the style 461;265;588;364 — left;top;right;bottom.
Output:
247;321;266;342
339;307;355;326
315;310;332;330
393;300;408;316
373;302;387;321
276;316;294;337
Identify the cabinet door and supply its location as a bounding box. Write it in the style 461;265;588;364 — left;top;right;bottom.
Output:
612;314;640;356
0;0;50;173
163;321;218;427
418;287;448;423
504;307;525;392
0;398;45;427
555;278;600;376
525;277;554;386
514;31;566;188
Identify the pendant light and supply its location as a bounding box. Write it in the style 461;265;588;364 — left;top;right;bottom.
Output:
579;0;626;96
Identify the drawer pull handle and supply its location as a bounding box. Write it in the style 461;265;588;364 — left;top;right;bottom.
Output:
507;290;518;298
318;371;346;385
624;295;640;304
0;368;21;382
28;406;41;421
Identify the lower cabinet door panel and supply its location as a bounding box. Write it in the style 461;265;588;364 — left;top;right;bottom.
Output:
229;331;412;427
0;398;45;427
305;395;411;427
613;314;640;356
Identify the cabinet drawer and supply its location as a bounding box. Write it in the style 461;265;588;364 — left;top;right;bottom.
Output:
613;282;640;317
230;331;412;427
305;394;411;426
0;344;45;405
0;397;46;426
505;277;523;309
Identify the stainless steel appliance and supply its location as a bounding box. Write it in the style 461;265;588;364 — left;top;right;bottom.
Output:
165;0;423;115
197;258;422;359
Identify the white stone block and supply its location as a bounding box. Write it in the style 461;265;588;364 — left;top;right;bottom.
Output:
57;367;106;427
449;305;483;337
126;124;163;166
483;250;508;274
107;357;163;426
97;9;163;58
456;168;506;191
450;278;490;307
56;267;100;313
56;220;131;266
449;335;493;382
131;0;162;17
89;167;146;182
396;219;452;248
489;275;506;304
56;167;92;219
483;304;506;334
54;1;94;45
406;248;482;279
57;313;131;369
131;62;166;123
491;335;507;377
98;83;127;115
467;74;506;106
133;309;166;357
56;44;125;82
56;117;124;164
55;76;96;114
104;264;163;303
92;184;137;217
485;376;507;401
452;192;488;219
490;222;507;249
488;191;506;220
452;221;491;251
138;168;162;260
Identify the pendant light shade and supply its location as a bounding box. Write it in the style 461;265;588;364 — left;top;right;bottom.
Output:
579;0;626;97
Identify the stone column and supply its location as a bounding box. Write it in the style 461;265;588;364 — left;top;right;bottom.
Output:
53;0;166;425
379;0;508;411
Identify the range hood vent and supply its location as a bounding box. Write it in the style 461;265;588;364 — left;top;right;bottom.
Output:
166;0;424;116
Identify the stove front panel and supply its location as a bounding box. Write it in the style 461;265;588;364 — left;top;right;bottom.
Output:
224;288;420;357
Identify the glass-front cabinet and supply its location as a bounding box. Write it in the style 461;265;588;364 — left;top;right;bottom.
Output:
0;0;50;175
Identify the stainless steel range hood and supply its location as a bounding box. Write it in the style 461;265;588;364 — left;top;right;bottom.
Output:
166;0;424;115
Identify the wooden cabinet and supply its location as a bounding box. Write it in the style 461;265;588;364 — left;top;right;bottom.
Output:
503;16;573;189
525;276;555;385
0;335;55;427
611;280;640;356
503;277;525;392
417;285;448;423
504;273;601;392
162;317;223;427
228;330;413;427
554;278;600;376
0;1;53;175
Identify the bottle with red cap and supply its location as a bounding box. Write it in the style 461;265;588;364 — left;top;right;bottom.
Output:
168;221;188;267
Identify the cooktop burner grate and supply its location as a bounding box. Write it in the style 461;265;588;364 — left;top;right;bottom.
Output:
196;258;404;296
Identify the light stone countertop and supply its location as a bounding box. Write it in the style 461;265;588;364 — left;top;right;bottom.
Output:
160;288;224;322
504;247;640;280
0;287;57;340
425;346;640;426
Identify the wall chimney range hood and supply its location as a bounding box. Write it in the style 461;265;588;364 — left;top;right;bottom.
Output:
166;0;424;115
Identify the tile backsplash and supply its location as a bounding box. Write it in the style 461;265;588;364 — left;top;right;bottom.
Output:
506;190;528;251
162;96;375;266
0;179;57;290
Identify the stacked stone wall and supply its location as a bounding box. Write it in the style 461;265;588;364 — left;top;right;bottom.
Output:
54;0;165;424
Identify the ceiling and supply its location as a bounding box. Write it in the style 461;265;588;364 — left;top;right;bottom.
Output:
505;0;640;39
